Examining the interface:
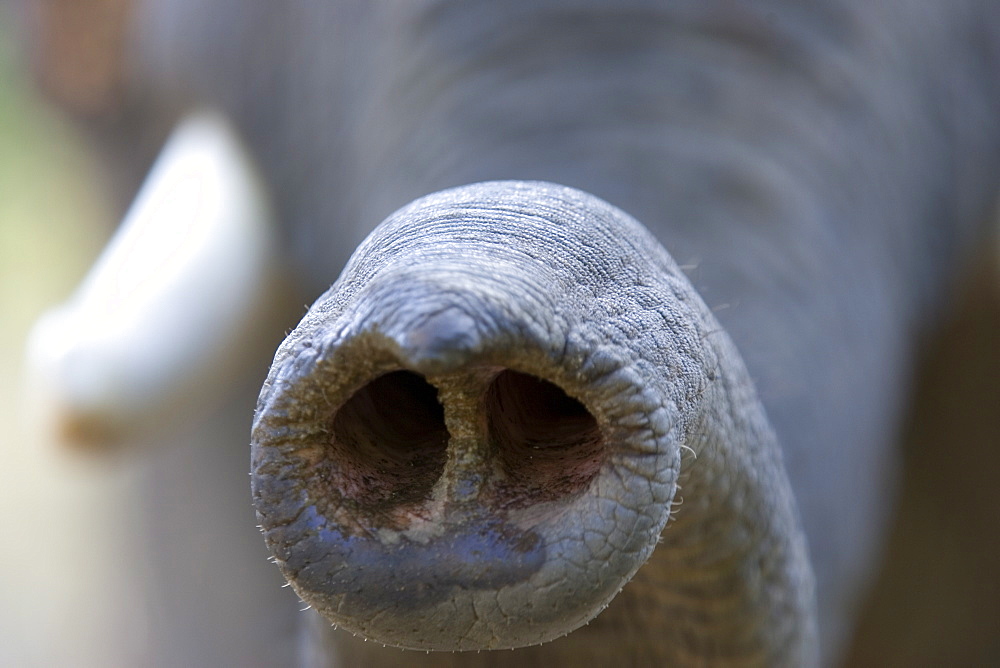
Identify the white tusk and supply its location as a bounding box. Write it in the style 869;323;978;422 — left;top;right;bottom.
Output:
26;110;289;449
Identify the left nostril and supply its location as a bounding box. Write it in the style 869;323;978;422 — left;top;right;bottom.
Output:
485;370;605;508
328;370;449;509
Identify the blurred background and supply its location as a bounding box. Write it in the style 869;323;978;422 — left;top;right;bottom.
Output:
0;1;997;666
0;6;142;665
0;10;143;666
0;4;298;666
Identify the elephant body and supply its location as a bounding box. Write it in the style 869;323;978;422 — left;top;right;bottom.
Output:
20;0;1000;665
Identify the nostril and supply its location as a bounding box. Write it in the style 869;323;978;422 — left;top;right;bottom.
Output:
485;370;605;507
329;371;449;509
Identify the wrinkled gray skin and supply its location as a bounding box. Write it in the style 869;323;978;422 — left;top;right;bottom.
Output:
33;0;1000;665
251;181;816;664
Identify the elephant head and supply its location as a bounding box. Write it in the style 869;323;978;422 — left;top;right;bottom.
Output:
18;0;1000;666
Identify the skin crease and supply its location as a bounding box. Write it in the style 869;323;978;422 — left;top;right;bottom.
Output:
18;0;1000;666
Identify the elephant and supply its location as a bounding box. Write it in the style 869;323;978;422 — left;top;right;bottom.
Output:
17;0;1000;666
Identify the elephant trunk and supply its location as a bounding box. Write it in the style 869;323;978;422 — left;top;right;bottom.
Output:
251;181;816;663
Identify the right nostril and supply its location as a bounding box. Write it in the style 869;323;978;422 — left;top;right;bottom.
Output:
485;370;605;507
328;371;449;509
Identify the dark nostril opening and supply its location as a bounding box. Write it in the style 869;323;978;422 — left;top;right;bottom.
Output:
485;370;604;507
329;371;449;509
